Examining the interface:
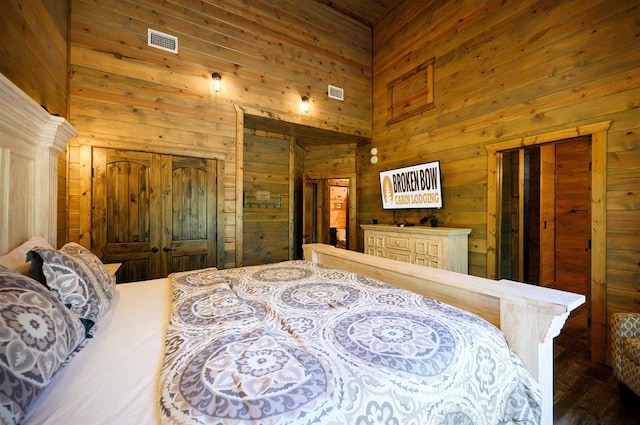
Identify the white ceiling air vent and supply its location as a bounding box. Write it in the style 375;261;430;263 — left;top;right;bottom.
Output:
328;84;344;101
148;28;178;54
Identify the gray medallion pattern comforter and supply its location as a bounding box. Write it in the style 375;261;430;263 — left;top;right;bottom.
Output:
159;261;541;425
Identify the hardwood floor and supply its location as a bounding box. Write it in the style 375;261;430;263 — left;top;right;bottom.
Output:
553;306;640;424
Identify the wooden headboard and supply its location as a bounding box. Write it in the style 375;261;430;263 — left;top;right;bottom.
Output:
0;73;77;254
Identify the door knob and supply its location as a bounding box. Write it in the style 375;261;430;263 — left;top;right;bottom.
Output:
163;246;176;252
144;247;159;253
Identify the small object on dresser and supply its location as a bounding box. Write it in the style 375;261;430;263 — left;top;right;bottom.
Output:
420;211;441;227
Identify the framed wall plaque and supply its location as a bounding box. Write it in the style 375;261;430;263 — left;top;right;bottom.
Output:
387;57;435;125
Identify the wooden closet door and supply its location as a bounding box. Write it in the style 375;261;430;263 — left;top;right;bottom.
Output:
92;148;162;282
162;156;217;274
93;149;217;282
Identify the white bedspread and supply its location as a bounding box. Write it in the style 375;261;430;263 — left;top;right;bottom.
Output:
23;278;170;425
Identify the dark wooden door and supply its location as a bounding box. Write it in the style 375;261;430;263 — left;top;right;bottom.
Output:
554;137;591;297
92;148;217;282
163;156;217;274
92;149;160;282
303;179;332;246
303;180;318;245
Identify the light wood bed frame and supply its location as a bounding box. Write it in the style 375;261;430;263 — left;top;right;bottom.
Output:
1;72;583;425
304;243;585;425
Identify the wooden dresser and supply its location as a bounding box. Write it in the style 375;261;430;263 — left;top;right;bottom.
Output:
361;225;472;273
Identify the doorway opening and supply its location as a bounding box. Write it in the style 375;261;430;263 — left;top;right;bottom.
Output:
498;136;591;297
330;180;349;248
303;178;351;249
486;121;610;363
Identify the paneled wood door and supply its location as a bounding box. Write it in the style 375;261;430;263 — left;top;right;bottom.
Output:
165;156;218;274
92;148;217;282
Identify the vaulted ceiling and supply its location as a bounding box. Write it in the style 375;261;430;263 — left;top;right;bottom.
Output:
313;0;399;26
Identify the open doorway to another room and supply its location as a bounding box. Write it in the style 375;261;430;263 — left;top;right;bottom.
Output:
499;136;591;297
329;180;349;248
240;112;365;264
303;178;351;249
499;136;592;361
486;121;610;363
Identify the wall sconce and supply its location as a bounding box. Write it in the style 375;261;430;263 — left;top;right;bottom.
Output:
211;72;222;92
300;95;310;113
370;147;378;164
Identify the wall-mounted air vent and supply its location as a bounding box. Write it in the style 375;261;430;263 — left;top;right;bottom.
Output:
148;28;178;54
328;85;344;101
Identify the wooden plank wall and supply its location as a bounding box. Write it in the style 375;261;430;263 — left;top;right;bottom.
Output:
66;0;372;267
366;0;640;361
0;0;69;117
242;129;290;265
0;0;70;248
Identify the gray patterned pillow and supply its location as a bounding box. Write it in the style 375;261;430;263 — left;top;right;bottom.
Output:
27;243;115;335
0;268;85;424
60;242;115;300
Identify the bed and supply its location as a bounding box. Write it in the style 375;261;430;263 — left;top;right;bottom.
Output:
7;258;542;425
0;72;585;424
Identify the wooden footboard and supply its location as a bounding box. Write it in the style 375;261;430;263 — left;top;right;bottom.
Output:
303;243;585;425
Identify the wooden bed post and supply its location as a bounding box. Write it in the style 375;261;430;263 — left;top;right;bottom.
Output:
500;292;575;425
303;243;584;425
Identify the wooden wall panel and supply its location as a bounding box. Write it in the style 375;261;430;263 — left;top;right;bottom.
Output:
0;0;70;248
242;130;290;266
67;0;372;267
305;144;357;180
0;0;68;117
367;0;640;363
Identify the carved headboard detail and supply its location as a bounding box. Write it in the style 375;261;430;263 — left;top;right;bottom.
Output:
0;73;77;254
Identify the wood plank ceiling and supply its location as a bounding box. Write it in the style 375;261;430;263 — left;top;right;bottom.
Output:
313;0;399;26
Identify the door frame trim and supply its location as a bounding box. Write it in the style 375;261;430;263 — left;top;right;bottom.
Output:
485;121;611;363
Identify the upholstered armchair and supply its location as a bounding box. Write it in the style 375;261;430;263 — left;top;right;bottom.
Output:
611;313;640;399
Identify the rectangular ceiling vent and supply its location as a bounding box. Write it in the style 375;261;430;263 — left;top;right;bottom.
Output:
148;28;178;54
328;85;344;101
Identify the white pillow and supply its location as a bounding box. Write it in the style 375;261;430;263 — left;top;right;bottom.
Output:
0;236;54;274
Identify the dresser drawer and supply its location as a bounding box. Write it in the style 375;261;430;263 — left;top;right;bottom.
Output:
386;250;412;262
366;233;386;248
413;238;442;258
386;236;410;251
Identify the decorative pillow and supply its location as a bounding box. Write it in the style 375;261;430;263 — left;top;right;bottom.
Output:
27;244;115;335
59;242;116;296
0;236;53;277
0;268;85;424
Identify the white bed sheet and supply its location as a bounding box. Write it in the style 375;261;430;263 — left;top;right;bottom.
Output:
23;278;170;425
